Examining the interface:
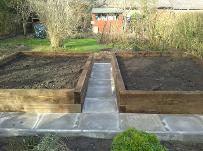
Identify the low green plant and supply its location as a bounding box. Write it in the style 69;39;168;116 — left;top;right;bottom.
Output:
111;128;167;151
33;134;70;151
7;134;70;151
7;136;39;151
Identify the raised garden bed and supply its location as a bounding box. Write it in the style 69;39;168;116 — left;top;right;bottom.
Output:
112;51;203;113
0;52;93;113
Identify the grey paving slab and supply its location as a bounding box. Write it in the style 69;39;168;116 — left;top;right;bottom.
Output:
199;115;203;121
0;113;41;129
86;87;114;98
79;113;119;130
91;71;111;80
92;65;111;72
83;101;117;113
93;63;111;69
120;114;166;131
160;115;203;131
35;113;80;130
88;79;112;88
85;97;115;102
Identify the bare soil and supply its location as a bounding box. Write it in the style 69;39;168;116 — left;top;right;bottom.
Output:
161;141;203;151
0;136;203;151
0;55;87;89
64;139;203;151
117;56;203;91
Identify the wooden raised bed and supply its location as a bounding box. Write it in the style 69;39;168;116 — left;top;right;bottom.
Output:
112;51;203;114
0;52;93;113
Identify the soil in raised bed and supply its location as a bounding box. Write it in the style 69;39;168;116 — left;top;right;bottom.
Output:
0;55;88;89
117;56;203;91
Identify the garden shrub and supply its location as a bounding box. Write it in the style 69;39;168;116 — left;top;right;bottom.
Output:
7;136;39;151
111;128;167;151
7;134;70;151
33;134;70;151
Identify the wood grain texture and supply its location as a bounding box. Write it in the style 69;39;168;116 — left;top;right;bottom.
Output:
74;55;93;105
0;104;81;113
0;89;75;104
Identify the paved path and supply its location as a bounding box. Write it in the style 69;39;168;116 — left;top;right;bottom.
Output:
0;112;203;141
83;63;118;113
0;63;203;142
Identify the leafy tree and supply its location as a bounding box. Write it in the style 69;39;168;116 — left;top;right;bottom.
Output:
29;0;91;48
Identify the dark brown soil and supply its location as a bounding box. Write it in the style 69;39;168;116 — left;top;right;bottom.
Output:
0;55;87;89
161;141;203;151
0;136;203;151
117;56;203;91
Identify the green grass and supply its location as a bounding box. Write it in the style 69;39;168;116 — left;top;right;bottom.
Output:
63;38;111;52
0;36;112;55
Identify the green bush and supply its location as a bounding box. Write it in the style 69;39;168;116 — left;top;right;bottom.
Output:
111;128;167;151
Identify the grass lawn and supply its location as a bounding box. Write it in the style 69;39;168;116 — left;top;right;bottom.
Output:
0;36;112;56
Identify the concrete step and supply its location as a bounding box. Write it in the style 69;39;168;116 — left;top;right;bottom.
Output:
93;63;111;69
84;63;117;114
78;113;119;130
84;98;116;102
88;79;113;88
86;87;114;98
160;115;203;131
0;113;203;141
90;71;111;80
83;101;118;113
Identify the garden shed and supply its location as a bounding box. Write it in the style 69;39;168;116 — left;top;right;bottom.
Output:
91;8;124;34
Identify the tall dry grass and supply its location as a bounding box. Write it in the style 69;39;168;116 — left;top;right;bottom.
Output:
100;9;203;57
151;11;203;56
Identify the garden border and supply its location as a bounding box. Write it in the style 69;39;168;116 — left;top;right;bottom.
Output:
0;51;93;113
112;51;203;113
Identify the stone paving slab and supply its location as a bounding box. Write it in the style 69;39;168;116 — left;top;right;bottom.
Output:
120;114;166;131
86;87;114;98
0;113;40;129
83;101;118;113
0;113;203;141
92;67;111;73
79;113;119;130
91;71;111;80
92;63;111;69
84;98;115;102
199;115;203;121
83;62;117;115
160;115;203;132
35;113;80;130
92;65;111;72
88;79;113;88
